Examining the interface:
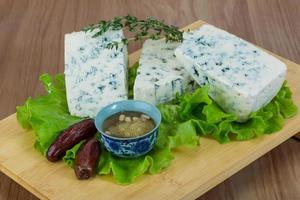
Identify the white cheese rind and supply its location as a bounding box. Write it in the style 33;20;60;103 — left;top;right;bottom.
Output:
134;39;197;105
65;29;128;118
175;24;286;121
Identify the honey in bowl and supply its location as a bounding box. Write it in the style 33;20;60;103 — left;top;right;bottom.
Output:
102;111;155;138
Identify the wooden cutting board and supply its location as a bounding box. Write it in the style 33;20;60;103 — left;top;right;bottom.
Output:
0;20;299;200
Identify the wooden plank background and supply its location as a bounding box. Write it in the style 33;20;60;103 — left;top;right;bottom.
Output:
0;0;299;199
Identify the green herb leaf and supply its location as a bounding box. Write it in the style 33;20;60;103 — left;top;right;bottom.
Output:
82;15;183;49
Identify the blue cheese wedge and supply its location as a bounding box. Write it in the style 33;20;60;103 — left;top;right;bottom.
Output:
134;39;197;104
175;24;286;121
65;29;128;118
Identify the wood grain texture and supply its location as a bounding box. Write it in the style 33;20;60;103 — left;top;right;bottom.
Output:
0;20;300;200
0;0;299;200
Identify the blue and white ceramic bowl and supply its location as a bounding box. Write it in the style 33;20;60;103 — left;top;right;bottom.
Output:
95;100;161;158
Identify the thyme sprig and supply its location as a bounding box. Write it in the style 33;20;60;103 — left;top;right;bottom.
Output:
82;15;183;49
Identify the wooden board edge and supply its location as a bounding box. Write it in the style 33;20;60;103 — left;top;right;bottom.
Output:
182;124;299;199
0;163;47;200
0;115;47;200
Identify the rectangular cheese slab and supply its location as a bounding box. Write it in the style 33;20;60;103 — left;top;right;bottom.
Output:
134;39;197;104
65;29;128;118
175;24;286;121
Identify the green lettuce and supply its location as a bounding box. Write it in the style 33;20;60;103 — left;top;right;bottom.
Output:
63;140;85;168
16;71;297;184
16;74;81;155
159;82;297;144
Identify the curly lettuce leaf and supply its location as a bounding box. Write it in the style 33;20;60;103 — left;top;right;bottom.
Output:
63;140;85;168
97;147;173;184
16;72;297;185
16;74;81;155
164;82;297;144
274;82;298;118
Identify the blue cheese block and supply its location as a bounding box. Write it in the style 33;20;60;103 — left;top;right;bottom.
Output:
175;24;286;121
65;29;128;118
134;39;198;105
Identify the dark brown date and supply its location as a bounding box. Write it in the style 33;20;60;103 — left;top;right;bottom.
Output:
74;138;101;180
47;119;97;162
